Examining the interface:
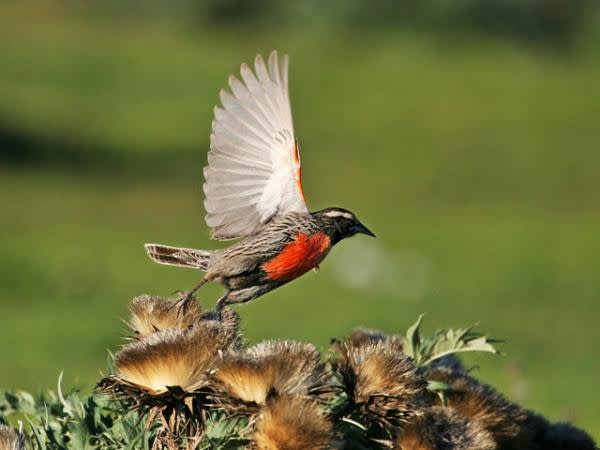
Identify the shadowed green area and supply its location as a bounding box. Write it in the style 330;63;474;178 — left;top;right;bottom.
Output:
1;3;599;441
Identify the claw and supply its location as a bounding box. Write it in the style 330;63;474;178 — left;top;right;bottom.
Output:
175;277;208;318
215;299;225;322
171;289;186;299
176;292;196;318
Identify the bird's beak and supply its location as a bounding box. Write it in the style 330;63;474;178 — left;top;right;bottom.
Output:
354;222;376;238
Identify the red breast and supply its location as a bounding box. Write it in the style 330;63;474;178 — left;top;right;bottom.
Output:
261;232;331;281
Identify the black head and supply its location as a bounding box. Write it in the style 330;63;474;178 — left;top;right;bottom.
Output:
313;207;375;244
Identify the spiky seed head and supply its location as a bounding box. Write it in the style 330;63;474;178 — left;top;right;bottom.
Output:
333;339;428;425
253;394;332;450
201;308;241;339
540;421;597;450
211;340;328;408
428;366;531;447
113;318;239;394
428;355;466;374
349;327;388;346
98;315;242;440
0;425;26;450
395;406;497;450
128;294;202;338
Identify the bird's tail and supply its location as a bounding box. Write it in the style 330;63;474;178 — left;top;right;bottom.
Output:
144;243;212;271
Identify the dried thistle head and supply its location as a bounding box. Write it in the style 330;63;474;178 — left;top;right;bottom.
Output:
0;425;26;450
349;327;388;346
332;338;428;426
429;355;466;374
99;315;240;440
210;340;329;412
539;421;597;450
127;294;202;338
113;317;239;394
395;406;497;450
202;308;241;339
428;366;531;447
252;394;332;450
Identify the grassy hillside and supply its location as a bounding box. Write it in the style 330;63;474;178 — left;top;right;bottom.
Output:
1;4;599;440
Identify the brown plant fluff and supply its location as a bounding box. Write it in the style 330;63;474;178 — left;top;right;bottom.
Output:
535;420;597;450
349;327;388;346
211;340;328;408
429;355;467;375
201;308;241;340
333;338;428;425
0;425;26;450
252;394;332;450
427;366;534;449
98;313;242;442
113;317;239;394
395;406;497;450
127;294;203;338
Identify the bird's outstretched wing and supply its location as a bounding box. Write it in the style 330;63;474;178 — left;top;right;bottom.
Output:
204;51;308;241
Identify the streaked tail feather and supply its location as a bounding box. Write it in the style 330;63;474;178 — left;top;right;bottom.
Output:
144;243;212;271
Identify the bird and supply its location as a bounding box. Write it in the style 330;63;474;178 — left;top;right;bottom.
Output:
145;51;375;318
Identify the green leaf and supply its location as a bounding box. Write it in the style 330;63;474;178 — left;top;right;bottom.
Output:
401;315;501;369
426;380;449;393
423;329;500;366
402;314;425;365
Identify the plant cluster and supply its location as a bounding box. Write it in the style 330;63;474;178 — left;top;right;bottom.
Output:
0;295;596;449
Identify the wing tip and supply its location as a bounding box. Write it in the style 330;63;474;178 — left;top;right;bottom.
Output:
240;62;251;73
228;74;241;90
219;88;230;103
254;53;266;71
268;50;278;64
210;229;237;241
213;105;224;120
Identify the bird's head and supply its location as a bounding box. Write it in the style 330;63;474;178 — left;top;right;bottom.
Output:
313;207;375;244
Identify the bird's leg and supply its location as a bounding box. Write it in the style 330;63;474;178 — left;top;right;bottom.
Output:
215;293;230;321
178;277;209;315
214;286;263;321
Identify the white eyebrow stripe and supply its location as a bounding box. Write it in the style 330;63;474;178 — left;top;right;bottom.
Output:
324;210;354;219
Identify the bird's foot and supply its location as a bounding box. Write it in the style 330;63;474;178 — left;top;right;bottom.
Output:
175;278;208;318
215;299;225;322
176;291;196;318
171;289;186;299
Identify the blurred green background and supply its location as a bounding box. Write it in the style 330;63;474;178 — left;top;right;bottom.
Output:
1;0;599;440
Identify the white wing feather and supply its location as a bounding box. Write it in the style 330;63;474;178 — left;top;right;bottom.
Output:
204;51;308;240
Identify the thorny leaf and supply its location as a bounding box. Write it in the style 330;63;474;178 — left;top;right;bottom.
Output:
401;315;500;367
403;314;424;365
